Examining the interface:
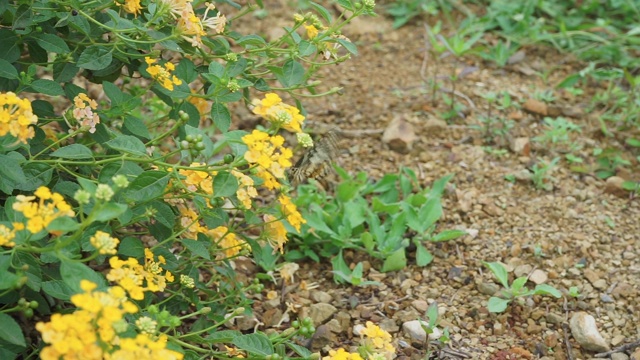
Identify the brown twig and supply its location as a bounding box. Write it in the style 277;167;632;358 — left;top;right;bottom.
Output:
594;339;640;358
562;323;575;360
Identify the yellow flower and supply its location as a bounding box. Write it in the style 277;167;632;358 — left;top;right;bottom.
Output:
187;92;210;117
278;194;306;232
322;348;364;360
118;0;142;16
91;231;120;255
12;187;75;234
251;93;305;133
37;280;141;360
106;249;173;300
145;57;183;91
360;321;395;358
0;91;38;144
178;204;206;239
0;223;23;247
232;170;257;209
242;130;294;190
178;162;214;195
206;226;247;258
264;214;288;253
305;24;319;39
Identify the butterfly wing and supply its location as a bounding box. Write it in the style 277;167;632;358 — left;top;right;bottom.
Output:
289;130;339;186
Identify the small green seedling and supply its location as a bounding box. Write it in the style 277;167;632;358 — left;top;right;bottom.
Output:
484;262;562;313
419;301;450;357
568;286;580;298
331;252;380;287
530;157;559;191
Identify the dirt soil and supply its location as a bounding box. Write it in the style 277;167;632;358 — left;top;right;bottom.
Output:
231;3;640;360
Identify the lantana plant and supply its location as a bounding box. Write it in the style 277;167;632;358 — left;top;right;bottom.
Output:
0;0;376;358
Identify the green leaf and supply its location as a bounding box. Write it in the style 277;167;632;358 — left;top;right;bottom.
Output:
77;46;113;70
47;216;81;233
50;144;94;159
236;35;267;46
426;301;438;327
213;171;238;197
0;154;26;195
232;333;274;356
118;237;145;258
34;33;70;53
287;343;313;358
334;38;358;55
123;115;151;140
105;134;147;157
534;284;562;298
298;40;317;57
60;260;107;293
15;162;53;191
93;203;128;222
432;229;466;242
430;174;453;197
181;239;211;260
484;262;509;289
361;232;374;252
41;280;75;300
335;0;355;11
381;248;406;272
309;2;333;22
0;313;26;348
303;206;336;235
0;255;18;290
124;171;170;202
419;197;442;232
416;244;433;266
211;102;231;132
29;79;64;96
331;251;351;284
510;276;528;292
0;59;18;80
279;60;304;87
487;297;510;313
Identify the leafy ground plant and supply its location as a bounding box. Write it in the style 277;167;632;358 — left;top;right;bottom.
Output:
0;0;376;358
291;168;465;276
484;262;562;313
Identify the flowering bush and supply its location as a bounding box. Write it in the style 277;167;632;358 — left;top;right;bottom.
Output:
0;0;376;358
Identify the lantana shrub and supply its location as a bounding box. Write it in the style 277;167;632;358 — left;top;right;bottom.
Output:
0;0;376;359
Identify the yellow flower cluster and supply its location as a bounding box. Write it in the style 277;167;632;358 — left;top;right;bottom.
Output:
145;57;182;91
36;280;182;360
177;163;257;209
107;249;174;300
323;348;363;360
252;93;305;133
90;231;120;255
72;93;100;133
179;163;213;195
242;130;293;190
207;226;247;258
278;194;305;232
0;223;24;247
359;321;395;360
12;186;75;234
178;205;206;240
232;169;258;209
264;214;288;253
159;0;226;47
0;91;38;144
323;322;394;360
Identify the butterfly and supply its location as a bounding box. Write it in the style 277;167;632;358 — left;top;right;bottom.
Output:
289;129;340;186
